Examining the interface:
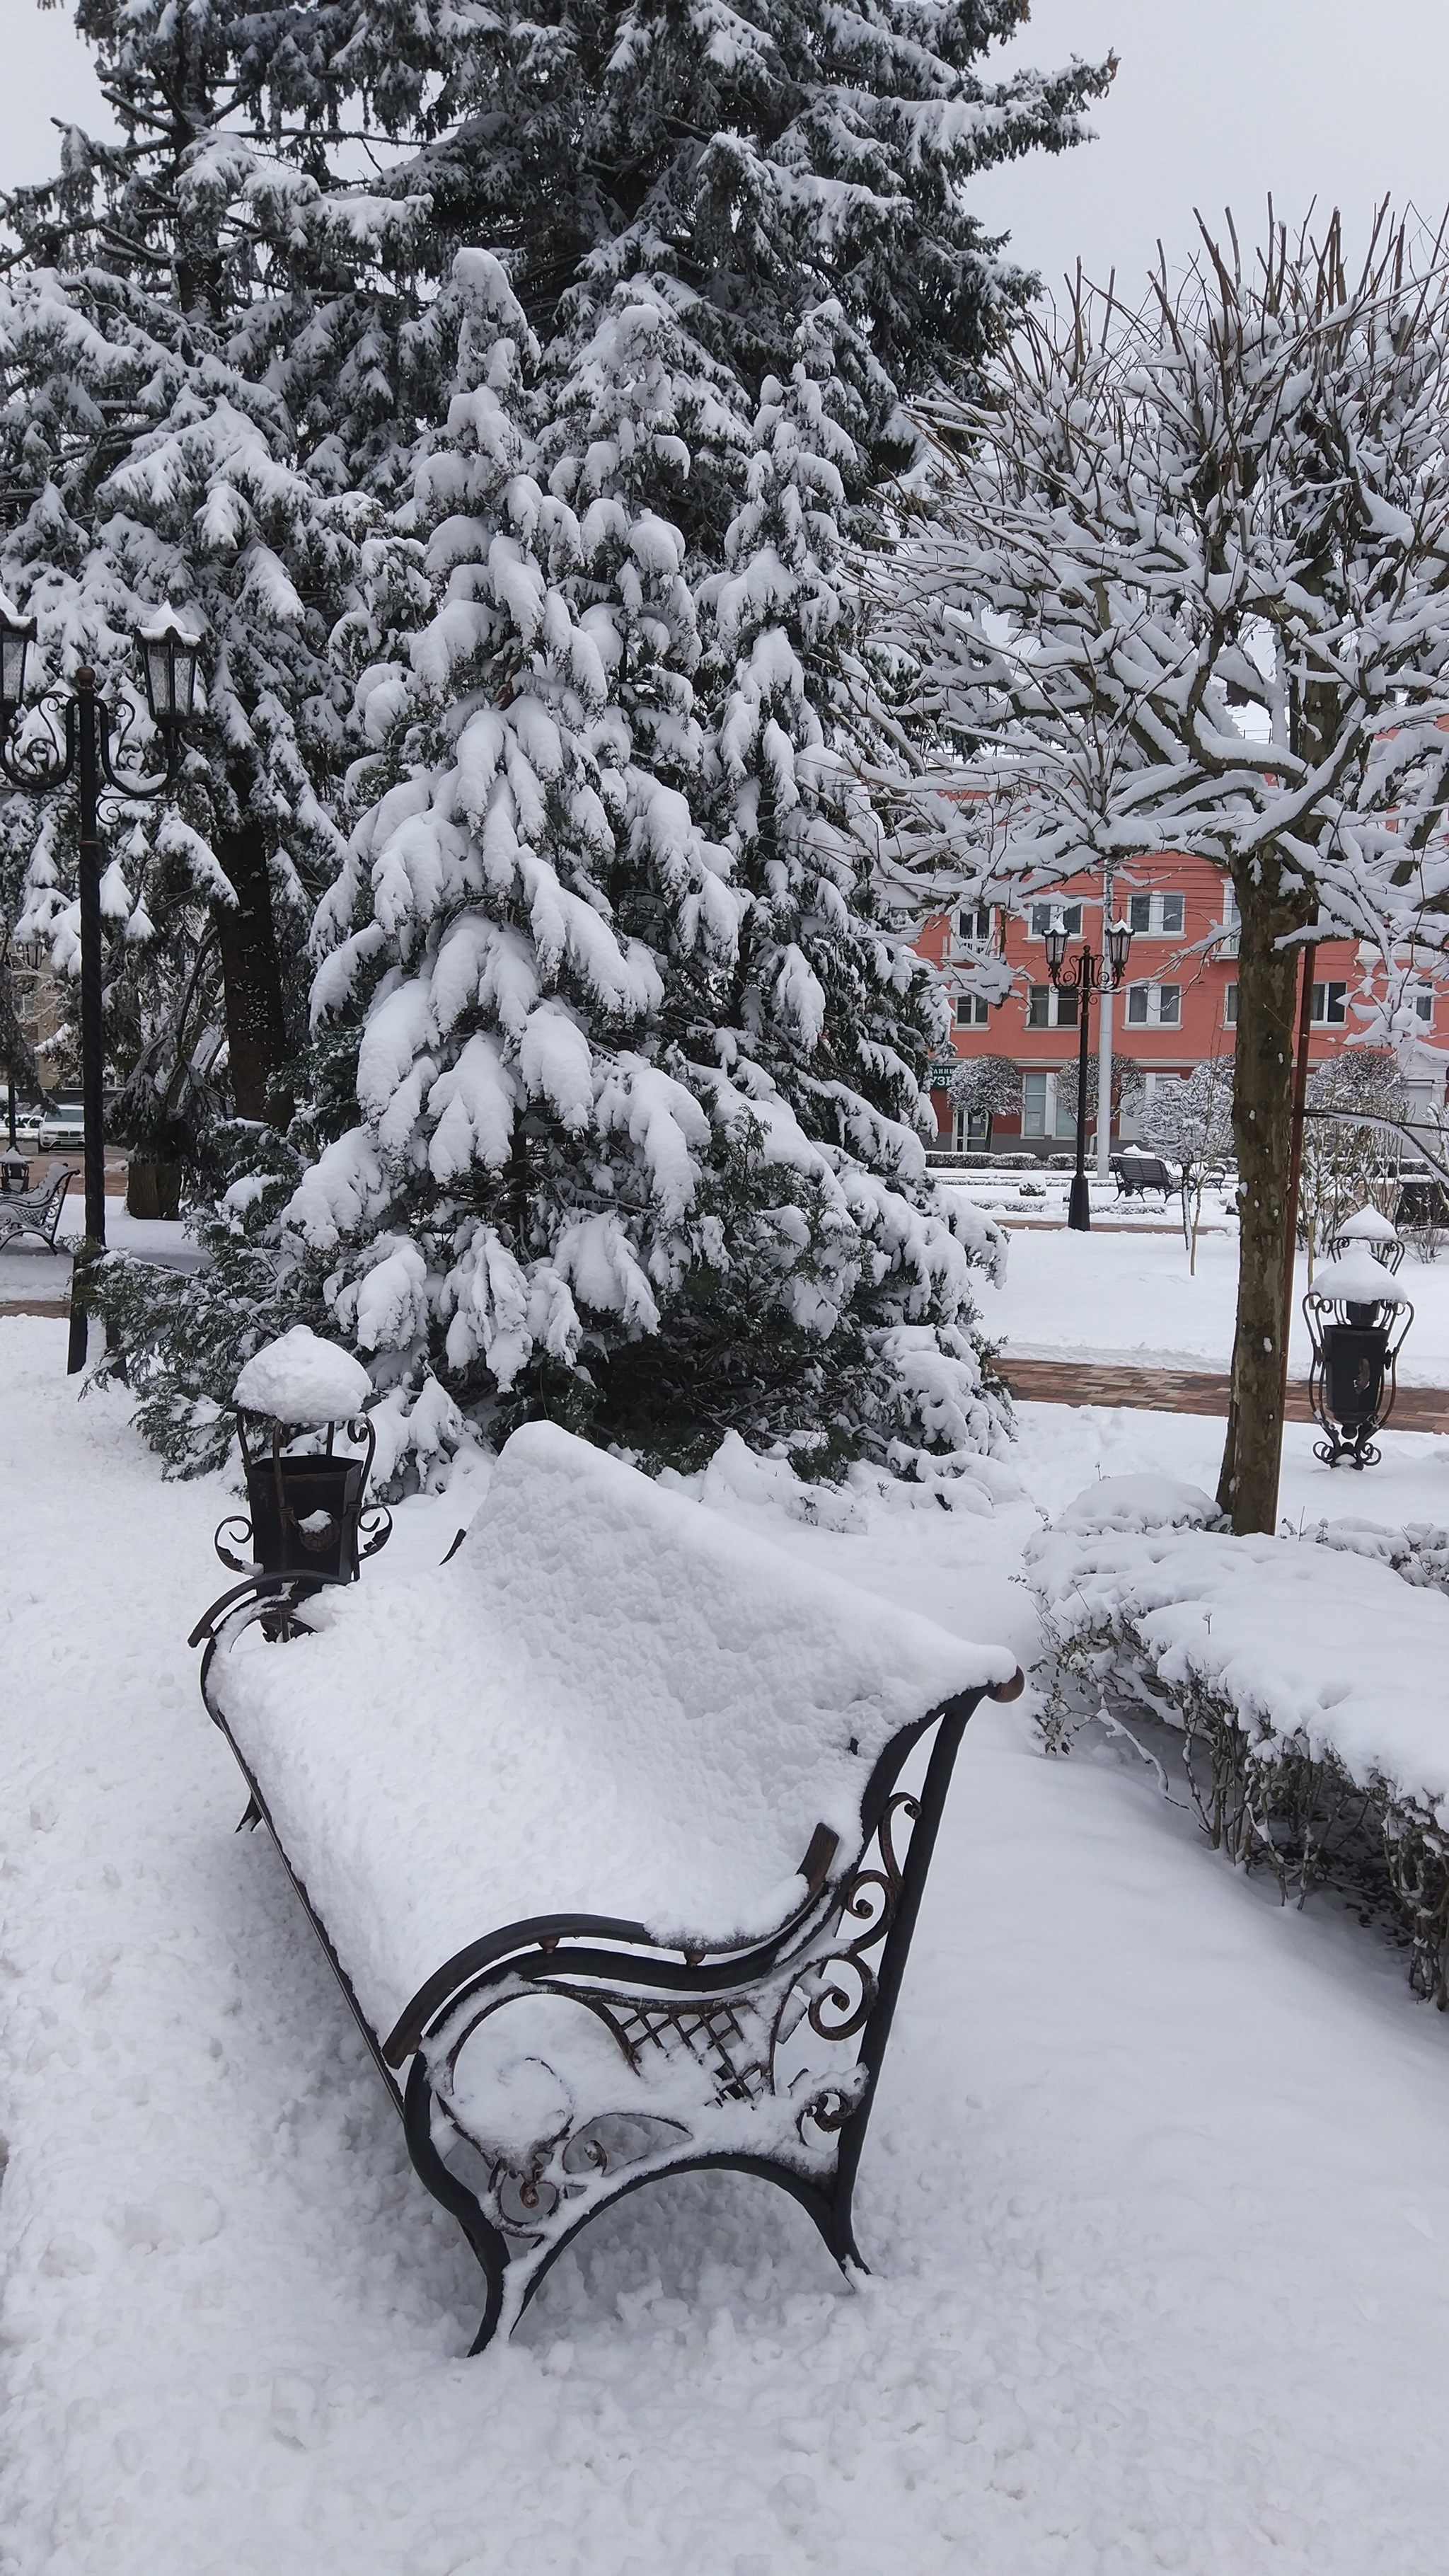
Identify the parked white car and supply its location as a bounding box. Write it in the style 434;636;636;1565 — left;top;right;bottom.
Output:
35;1105;86;1153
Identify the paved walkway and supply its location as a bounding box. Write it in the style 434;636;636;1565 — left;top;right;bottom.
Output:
4;1311;1444;1434
1000;1355;1449;1434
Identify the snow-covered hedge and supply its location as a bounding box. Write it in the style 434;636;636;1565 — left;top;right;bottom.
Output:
1305;1517;1449;1594
1027;1481;1449;2002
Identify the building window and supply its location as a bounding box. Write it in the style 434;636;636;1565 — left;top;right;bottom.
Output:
1027;984;1078;1028
1413;987;1434;1027
1310;982;1347;1025
954;993;991;1026
1022;1069;1049;1137
1126;891;1185;936
1125;983;1182;1028
957;904;993;943
1029;901;1082;940
1224;984;1238;1027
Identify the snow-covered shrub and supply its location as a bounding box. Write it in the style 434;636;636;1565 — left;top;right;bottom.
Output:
1306;1517;1449;1594
1027;1482;1449;2001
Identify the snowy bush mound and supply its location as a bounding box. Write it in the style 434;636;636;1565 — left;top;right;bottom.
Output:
1307;1516;1449;1593
210;1422;1016;2039
1027;1479;1449;2000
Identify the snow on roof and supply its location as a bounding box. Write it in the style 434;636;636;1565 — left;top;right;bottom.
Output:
231;1326;374;1425
210;1421;1017;2037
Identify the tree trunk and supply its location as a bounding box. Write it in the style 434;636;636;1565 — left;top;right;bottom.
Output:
214;820;291;1125
1216;871;1313;1531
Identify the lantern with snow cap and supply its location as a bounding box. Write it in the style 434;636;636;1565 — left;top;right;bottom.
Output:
1324;1203;1406;1275
1303;1224;1414;1469
217;1326;392;1587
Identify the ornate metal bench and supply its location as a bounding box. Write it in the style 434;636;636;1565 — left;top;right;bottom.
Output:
0;1157;75;1250
191;1420;1020;2352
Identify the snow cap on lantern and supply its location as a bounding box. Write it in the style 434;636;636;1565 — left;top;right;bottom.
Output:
233;1326;372;1425
1307;1251;1411;1310
1334;1206;1400;1245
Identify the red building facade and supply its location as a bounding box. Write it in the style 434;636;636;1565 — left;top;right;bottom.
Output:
918;854;1442;1153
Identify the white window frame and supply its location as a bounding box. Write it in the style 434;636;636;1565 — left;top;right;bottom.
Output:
1022;1069;1080;1139
1027;984;1079;1030
954;992;991;1027
1125;982;1182;1028
1310;981;1348;1026
1223;983;1238;1027
956;904;993;946
1027;901;1083;942
1126;890;1186;938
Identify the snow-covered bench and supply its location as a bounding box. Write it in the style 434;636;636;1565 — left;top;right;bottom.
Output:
191;1422;1020;2351
0;1158;75;1250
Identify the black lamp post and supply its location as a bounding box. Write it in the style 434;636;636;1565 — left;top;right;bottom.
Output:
0;602;202;1371
1044;912;1134;1232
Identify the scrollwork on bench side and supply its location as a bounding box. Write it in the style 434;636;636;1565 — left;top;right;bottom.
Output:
192;1559;1017;2354
391;1685;987;2350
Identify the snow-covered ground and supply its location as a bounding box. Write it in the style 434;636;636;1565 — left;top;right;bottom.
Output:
934;1170;1238;1232
4;1315;1449;2576
964;1214;1449;1386
0;1204;204;1304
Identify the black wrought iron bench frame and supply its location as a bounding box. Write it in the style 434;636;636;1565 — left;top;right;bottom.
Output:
1110;1154;1174;1203
0;1158;76;1250
190;1570;1020;2353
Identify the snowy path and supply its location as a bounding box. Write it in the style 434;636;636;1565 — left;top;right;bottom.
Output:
964;1217;1449;1386
4;1315;1449;2575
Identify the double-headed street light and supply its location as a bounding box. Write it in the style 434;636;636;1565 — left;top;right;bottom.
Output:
0;599;202;1370
1045;912;1134;1232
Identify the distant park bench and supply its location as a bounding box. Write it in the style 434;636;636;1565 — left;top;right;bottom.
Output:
1111;1153;1175;1202
191;1422;1020;2352
0;1159;76;1252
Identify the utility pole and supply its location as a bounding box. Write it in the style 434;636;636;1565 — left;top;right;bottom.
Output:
1095;863;1114;1180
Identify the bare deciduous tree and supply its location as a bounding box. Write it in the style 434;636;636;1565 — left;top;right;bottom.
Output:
875;207;1449;1529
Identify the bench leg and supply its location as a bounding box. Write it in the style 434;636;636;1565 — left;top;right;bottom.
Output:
403;2045;865;2357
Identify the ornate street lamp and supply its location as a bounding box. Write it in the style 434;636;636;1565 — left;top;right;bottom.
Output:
0;596;202;1370
1045;913;1134;1231
215;1327;392;1593
1303;1215;1413;1468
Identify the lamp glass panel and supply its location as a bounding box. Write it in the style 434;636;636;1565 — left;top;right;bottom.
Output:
0;621;31;712
143;635;175;720
171;635;200;718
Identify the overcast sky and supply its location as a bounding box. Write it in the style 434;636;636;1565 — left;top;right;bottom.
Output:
3;0;1448;292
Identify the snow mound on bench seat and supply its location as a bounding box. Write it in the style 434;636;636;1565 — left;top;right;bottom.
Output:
211;1422;1015;2043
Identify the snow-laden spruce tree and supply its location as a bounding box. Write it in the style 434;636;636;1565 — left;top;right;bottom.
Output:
233;256;1005;1483
0;0;437;1125
92;0;1102;1475
877;210;1449;1530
